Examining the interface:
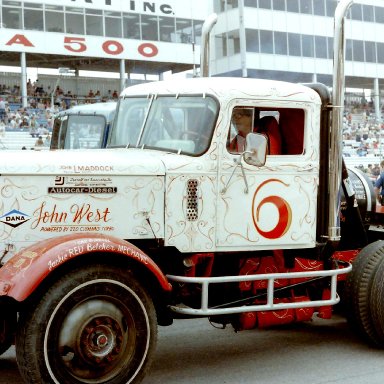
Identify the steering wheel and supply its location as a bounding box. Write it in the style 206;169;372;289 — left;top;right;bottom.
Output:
180;130;202;140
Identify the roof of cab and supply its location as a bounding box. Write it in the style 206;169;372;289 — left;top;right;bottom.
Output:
120;77;321;105
56;102;117;120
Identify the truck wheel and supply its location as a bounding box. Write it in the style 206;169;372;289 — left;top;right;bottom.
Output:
369;256;384;345
344;240;384;346
16;265;157;384
0;311;15;355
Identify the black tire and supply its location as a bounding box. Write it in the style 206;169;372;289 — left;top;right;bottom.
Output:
0;311;16;355
16;264;157;384
369;256;384;345
344;240;384;346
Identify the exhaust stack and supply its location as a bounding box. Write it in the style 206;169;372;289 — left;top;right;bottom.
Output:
200;13;218;77
328;0;354;242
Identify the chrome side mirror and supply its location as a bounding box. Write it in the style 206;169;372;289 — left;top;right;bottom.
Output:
243;133;267;167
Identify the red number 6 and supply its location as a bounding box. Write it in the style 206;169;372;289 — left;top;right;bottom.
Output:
252;180;292;239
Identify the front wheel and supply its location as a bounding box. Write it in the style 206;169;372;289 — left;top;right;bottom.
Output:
16;265;157;384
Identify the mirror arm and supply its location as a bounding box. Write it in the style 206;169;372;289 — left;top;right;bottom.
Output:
239;154;249;194
221;154;249;195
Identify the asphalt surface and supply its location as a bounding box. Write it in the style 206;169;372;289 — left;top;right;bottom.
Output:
1;314;384;384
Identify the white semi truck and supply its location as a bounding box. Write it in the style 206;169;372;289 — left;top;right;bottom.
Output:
1;1;384;383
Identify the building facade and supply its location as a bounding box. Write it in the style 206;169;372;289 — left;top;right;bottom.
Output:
0;0;208;105
211;0;384;94
0;0;383;107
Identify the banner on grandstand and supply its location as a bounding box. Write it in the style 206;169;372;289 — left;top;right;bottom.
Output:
0;30;198;63
13;0;206;19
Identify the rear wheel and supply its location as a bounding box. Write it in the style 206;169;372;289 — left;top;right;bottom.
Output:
369;257;384;345
16;265;157;384
344;240;384;346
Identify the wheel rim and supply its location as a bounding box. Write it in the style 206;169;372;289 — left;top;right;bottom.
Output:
58;299;133;380
45;279;151;384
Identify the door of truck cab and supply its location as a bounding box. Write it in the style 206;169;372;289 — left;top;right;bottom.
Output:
216;100;319;251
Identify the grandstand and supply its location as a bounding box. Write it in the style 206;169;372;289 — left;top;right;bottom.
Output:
0;130;49;150
0;72;126;100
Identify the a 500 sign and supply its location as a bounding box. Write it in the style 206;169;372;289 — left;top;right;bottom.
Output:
5;34;159;58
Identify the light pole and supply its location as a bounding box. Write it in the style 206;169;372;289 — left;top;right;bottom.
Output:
51;67;75;110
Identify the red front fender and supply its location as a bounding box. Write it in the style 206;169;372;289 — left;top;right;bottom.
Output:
0;233;171;301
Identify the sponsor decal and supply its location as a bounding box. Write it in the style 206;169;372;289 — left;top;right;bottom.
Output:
48;187;117;194
32;202;111;228
0;209;31;228
47;239;148;271
57;165;114;173
30;202;115;233
50;175;117;194
55;176;65;186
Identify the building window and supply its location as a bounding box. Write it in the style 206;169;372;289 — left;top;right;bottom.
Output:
350;3;362;21
313;0;326;16
299;0;312;15
327;36;333;60
24;8;44;31
227;30;240;55
2;5;22;29
274;31;287;55
260;30;273;54
288;32;301;56
24;2;41;8
245;29;259;52
377;42;384;63
227;0;239;10
86;9;103;36
258;0;272;10
141;15;159;41
159;16;175;42
315;36;327;58
105;11;122;38
365;41;376;63
215;33;227;58
193;20;203;45
176;18;192;44
244;0;257;7
65;7;85;35
353;40;364;62
272;0;285;11
325;0;337;17
123;13;140;39
287;0;299;13
346;39;352;61
45;6;64;33
362;5;374;22
213;0;222;13
375;6;384;23
302;34;314;57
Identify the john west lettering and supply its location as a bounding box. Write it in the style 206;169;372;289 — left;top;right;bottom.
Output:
70;0;173;14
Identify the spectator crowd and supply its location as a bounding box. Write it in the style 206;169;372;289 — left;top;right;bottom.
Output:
0;80;119;149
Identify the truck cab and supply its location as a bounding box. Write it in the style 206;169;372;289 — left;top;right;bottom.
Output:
50;102;116;150
108;77;321;252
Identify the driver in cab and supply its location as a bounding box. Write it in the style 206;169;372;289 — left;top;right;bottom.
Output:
228;107;281;155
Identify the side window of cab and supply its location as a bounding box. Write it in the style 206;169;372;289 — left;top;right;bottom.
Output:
227;107;305;156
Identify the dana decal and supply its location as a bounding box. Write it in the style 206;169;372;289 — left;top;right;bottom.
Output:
0;209;31;228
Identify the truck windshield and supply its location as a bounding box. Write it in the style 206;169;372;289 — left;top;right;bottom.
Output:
108;95;218;155
51;114;106;149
